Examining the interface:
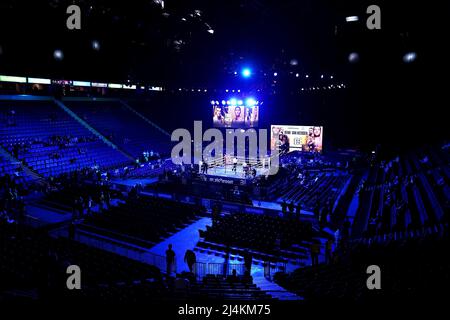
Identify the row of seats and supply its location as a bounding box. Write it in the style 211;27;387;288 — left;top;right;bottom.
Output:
0;100;131;177
0;224;162;294
83;195;201;245
200;212;314;259
274;225;449;302
62;100;170;158
352;145;449;237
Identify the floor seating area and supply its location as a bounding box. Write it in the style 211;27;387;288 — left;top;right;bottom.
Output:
82;195;202;246
199;212;315;262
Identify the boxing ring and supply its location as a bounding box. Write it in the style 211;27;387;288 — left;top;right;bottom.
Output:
198;154;275;179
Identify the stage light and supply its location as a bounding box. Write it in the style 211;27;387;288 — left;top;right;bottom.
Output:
295;73;299;77
237;89;240;92
230;98;237;106
226;100;230;105
290;59;298;66
211;100;215;105
241;68;252;78
305;74;309;78
207;29;214;34
330;75;333;79
237;100;243;105
403;52;417;63
348;52;360;63
245;98;256;106
92;40;100;51
346;16;359;22
53;49;64;61
221;100;226;105
273;72;278;77
234;71;238;75
225;89;229;92
320;74;324;79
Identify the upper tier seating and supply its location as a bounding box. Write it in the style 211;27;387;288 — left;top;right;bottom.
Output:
0;100;131;177
352;146;449;238
63;100;170;158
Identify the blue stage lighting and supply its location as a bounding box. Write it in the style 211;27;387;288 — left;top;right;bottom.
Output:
237;100;243;105
241;68;251;78
230;98;237;106
246;98;256;106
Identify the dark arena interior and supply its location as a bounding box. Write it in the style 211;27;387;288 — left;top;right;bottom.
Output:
0;0;448;316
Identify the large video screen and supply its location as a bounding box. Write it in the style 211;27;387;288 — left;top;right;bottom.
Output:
271;125;324;153
212;99;259;128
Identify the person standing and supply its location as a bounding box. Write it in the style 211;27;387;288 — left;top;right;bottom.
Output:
166;244;176;275
184;249;196;273
232;157;238;173
243;250;253;273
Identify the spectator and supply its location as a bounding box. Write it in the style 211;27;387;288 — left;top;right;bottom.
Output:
243;250;253;273
184;249;196;273
227;269;238;284
166;244;176;275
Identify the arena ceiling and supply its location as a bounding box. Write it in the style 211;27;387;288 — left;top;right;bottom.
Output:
0;0;445;89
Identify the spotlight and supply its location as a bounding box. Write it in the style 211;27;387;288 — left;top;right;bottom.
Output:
210;100;215;105
295;73;299;77
237;100;243;105
245;98;256;106
53;49;64;60
207;29;214;34
320;74;324;79
230;98;237;106
92;40;100;51
403;52;417;63
348;52;360;63
273;72;278;77
290;59;298;66
305;74;309;78
221;100;226;105
241;68;252;78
